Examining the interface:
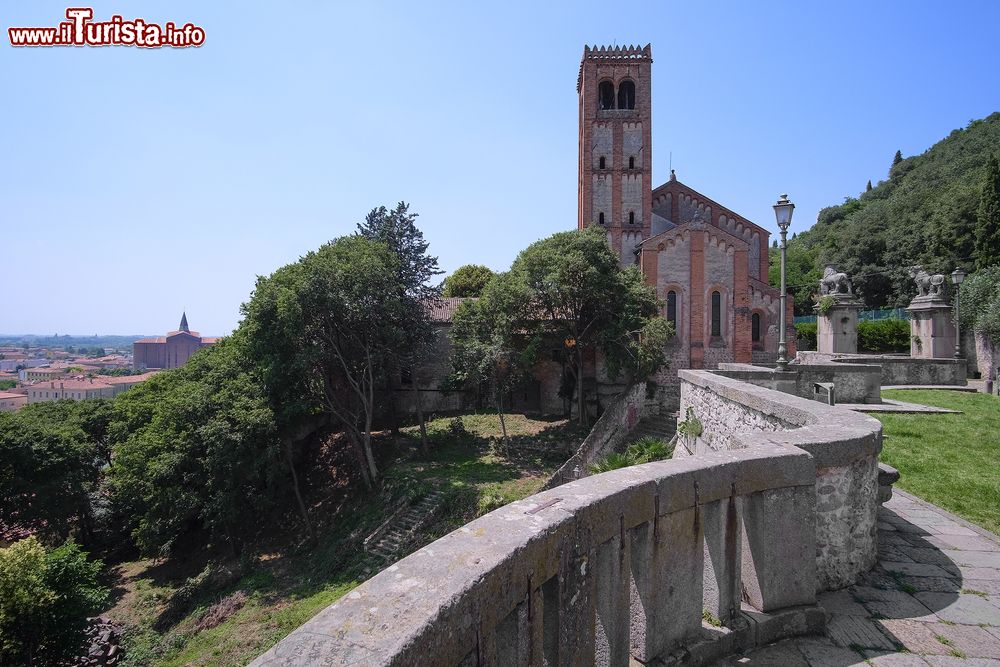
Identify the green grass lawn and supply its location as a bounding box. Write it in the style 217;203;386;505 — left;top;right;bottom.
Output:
109;412;581;667
874;389;1000;534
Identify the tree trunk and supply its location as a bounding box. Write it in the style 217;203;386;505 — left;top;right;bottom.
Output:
412;373;428;455
345;427;373;491
363;408;379;485
282;439;316;542
496;393;509;450
576;346;587;426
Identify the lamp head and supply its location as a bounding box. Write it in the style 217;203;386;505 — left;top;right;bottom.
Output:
951;267;966;285
773;193;794;232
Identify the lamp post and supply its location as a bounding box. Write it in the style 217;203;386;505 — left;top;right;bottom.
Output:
773;194;795;371
951;267;966;359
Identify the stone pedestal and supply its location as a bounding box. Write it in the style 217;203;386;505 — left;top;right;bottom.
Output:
907;298;955;359
816;299;862;354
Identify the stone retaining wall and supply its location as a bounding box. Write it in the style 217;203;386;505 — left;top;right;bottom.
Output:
795;351;967;386
715;362;881;404
678;370;882;590
541;382;645;491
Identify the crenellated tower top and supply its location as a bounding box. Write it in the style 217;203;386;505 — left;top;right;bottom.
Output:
577;44;652;92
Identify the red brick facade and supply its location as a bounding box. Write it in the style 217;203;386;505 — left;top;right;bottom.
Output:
578;44;793;371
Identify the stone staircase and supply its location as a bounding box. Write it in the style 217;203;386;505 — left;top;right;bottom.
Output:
364;490;446;567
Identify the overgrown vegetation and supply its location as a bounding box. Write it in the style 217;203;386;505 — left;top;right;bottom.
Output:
874;390;1000;534
441;264;495;298
588;436;673;474
773;113;1000;312
103;413;576;667
958;265;1000;342
0;537;108;664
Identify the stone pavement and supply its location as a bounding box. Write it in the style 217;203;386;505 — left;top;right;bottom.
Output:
716;489;1000;666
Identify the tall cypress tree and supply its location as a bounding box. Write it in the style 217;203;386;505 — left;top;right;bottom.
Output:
975;154;1000;270
866;179;873;192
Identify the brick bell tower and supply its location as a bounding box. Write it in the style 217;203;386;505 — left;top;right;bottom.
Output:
577;44;653;264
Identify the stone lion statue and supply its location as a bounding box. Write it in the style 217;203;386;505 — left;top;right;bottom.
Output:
820;265;853;295
909;265;946;298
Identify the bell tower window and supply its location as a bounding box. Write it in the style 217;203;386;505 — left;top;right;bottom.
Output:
599;156;606;169
598;212;605;225
598;81;615;110
628;211;635;225
617;80;636;110
629;156;635;169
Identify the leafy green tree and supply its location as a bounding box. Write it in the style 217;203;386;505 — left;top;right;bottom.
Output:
442;264;496;298
241;235;404;490
958;266;1000;341
356;201;441;450
0;537;108;665
109;340;288;556
449;273;533;445
866;180;873;192
0;400;110;545
975;154;1000;270
508;227;669;425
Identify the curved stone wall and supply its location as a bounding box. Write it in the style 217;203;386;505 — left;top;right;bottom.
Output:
678;369;883;589
251;370;883;666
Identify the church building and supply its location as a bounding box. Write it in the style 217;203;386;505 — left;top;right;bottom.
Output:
578;44;793;370
133;313;218;371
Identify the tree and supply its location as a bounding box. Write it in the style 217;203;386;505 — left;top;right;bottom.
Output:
442;264;495;298
975;154;1000;270
0;401;110;545
109;340;289;556
356;201;442;452
0;537;108;665
449;273;533;446
508;227;669;425
866;180;873;192
241;235;404;491
892;150;903;167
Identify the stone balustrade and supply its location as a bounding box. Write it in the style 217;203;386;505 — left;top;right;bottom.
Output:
250;370;884;666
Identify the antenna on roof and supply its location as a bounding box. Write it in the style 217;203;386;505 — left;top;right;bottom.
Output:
669;151;672;173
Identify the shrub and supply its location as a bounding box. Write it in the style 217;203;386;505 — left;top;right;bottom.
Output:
795;322;817;351
959;266;1000;341
0;537;108;664
588;436;673;473
858;319;910;353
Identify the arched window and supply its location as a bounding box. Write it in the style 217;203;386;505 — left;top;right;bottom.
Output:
599;81;615;110
598;212;605;225
752;312;761;343
599;156;606;169
711;291;722;337
617;80;636;110
667;291;677;329
628;211;635;224
629;156;635;169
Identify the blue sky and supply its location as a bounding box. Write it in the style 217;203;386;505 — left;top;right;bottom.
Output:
3;1;999;335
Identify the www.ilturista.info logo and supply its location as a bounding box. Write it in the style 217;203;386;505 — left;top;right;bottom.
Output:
8;8;205;48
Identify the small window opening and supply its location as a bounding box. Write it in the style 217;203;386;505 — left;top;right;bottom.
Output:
599;156;606;169
617;80;636;110
598;212;605;225
752;313;761;343
598;81;615;110
628;211;635;224
629;156;635;169
667;291;677;328
711;291;722;337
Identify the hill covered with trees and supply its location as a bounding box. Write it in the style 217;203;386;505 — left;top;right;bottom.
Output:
776;112;1000;313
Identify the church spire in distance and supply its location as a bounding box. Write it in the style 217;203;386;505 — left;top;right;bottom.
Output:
179;311;189;333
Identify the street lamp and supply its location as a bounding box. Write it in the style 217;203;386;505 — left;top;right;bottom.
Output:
773;194;795;371
951;267;966;359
